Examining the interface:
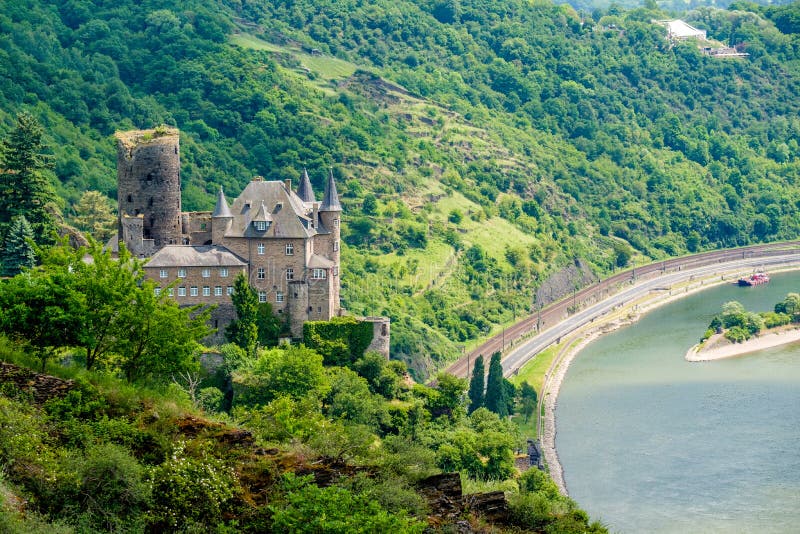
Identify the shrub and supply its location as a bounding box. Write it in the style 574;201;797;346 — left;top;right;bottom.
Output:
147;442;237;530
269;473;425;533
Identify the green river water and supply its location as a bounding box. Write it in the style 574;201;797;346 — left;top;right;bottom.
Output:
556;271;800;533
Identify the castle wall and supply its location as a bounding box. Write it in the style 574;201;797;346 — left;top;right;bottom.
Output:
287;281;309;338
361;317;391;360
116;129;182;250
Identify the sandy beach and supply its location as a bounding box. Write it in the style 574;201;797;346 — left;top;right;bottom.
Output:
686;327;800;362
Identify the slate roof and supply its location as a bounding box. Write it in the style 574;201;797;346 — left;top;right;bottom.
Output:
320;171;342;212
308;254;335;268
297;168;316;203
230;179;313;239
145;245;247;268
212;188;233;218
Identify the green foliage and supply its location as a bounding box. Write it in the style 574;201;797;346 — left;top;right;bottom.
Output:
325;367;390;431
352;351;402;399
0;242;211;378
520;381;537;423
70;191;116;244
1;215;36;277
774;293;800;317
233;345;329;407
484;352;507;418
226;273;259;357
467;354;485;414
66;443;151;532
269;473;425;533
148;441;237;531
303;316;374;366
0;112;58;245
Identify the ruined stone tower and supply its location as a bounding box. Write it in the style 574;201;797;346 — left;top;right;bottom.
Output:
116;128;182;255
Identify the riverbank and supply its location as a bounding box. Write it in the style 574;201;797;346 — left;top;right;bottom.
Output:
538;264;800;495
686;326;800;362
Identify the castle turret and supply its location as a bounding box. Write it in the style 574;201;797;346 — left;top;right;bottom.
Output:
115;128;182;253
297;168;315;204
211;187;233;244
318;170;342;313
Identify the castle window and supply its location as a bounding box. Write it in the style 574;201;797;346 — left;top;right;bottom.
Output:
318;307;322;313
177;268;186;278
203;286;211;296
333;240;339;252
258;291;267;303
159;269;168;278
257;243;265;255
168;288;174;297
154;287;161;296
257;268;265;280
227;286;234;296
312;268;326;280
334;219;339;228
190;286;198;296
285;243;294;255
214;286;223;296
146;173;153;182
201;268;211;278
286;268;294;280
220;267;228;277
127;194;133;203
200;223;207;230
254;221;268;231
178;287;186;297
308;307;313;312
276;291;284;303
333;267;339;276
148;198;154;208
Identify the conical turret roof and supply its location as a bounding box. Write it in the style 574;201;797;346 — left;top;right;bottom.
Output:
297;168;315;203
212;187;233;218
320;170;342;212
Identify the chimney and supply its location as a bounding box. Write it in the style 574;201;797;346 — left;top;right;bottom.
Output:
312;202;319;229
284;179;291;191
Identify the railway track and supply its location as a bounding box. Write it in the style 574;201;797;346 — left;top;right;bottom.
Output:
443;241;800;380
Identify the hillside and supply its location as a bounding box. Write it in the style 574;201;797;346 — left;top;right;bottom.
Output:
1;0;799;377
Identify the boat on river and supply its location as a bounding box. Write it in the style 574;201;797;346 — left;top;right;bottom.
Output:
738;272;770;286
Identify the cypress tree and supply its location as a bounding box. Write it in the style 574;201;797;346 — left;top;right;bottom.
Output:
226;273;259;357
1;215;35;276
485;351;507;417
467;354;485;414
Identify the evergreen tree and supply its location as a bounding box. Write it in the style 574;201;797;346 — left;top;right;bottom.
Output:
467;354;485;414
226;273;259;357
1;215;35;276
0;112;58;243
484;352;507;417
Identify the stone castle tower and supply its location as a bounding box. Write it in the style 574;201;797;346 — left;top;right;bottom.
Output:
115;128;182;256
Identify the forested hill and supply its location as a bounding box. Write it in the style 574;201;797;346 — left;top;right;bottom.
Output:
2;0;800;376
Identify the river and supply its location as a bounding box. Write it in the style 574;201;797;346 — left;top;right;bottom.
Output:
555;271;800;533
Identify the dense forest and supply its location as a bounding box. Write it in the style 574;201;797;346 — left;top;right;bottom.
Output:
1;0;799;374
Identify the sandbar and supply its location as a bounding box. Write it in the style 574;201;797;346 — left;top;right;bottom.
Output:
686;327;800;362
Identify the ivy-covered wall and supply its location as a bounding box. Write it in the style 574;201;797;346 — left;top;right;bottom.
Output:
302;316;374;366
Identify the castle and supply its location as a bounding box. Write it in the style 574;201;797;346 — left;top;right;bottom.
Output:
112;127;388;352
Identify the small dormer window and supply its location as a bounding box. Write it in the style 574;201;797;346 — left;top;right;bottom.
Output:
254;221;268;231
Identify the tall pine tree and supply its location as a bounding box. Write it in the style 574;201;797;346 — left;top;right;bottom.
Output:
484;351;507;417
467;354;485;414
0;111;59;244
1;215;35;276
